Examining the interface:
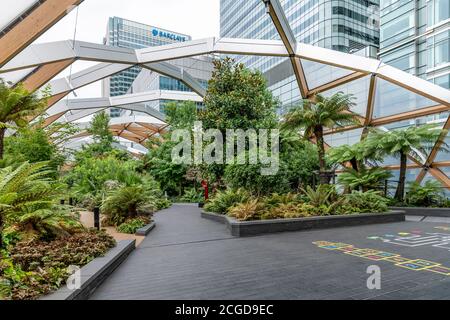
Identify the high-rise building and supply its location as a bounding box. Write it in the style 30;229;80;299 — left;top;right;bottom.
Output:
378;0;449;89
220;0;380;111
102;17;192;117
221;0;380;73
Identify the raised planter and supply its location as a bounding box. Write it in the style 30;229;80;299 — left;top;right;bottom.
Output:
135;222;156;236
390;207;450;217
202;211;405;237
40;239;135;300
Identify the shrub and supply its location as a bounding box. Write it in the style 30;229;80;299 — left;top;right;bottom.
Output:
336;190;389;214
155;198;172;210
1;230;115;300
338;167;392;192
204;188;251;214
262;203;314;219
101;186;154;226
117;217;151;234
263;192;302;208
228;199;266;221
223;163;290;196
179;188;204;203
0;162;83;243
406;181;444;207
301;185;336;207
66;156;142;199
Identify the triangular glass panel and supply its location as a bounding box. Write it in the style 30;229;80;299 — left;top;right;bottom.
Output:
373;78;439;119
0;0;38;32
0;67;37;86
324;128;363;148
300;58;354;91
322;75;371;116
374;112;449;161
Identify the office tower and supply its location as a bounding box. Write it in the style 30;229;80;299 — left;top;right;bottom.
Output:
103;17;191;117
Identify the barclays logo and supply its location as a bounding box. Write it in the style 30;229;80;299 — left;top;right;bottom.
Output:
151;28;186;42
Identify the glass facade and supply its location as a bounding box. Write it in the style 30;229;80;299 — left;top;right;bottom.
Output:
103;17;191;117
221;0;450;191
220;0;380;111
378;0;450;190
379;0;450;88
221;0;380;73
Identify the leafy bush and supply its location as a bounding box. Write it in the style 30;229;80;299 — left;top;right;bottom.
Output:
224;163;290;196
0;162;83;243
263;192;302;208
406;181;444;207
336;190;389;214
338;167;392;192
179;188;204;203
301;185;337;207
262;203;314;219
117;217;151;234
216;187;389;221
204;188;251;214
66;156;142;200
228;199;266;221
0;230;115;300
101;186;155;226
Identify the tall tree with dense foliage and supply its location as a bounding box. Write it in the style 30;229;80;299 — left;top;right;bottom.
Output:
0;80;48;159
198;58;279;184
365;125;448;201
282;92;358;183
200;58;278;132
165;101;198;129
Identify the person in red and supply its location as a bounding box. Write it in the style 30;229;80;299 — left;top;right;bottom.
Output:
201;180;209;201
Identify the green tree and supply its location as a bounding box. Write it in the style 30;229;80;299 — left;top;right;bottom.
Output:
365;125;448;201
2;121;78;171
282;92;358;183
143;138;188;196
75;111;117;161
327;143;368;171
165;101;198;129
200;58;278;132
88;111;113;145
0;80;48;159
198;58;279;184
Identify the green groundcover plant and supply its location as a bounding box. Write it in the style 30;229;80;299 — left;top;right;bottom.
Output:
0;230;116;300
117;217;152;234
205;186;389;221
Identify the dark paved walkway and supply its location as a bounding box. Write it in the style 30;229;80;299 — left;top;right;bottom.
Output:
91;204;450;300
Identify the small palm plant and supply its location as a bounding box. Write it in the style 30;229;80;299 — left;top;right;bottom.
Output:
326;141;383;172
406;181;444;207
365;125;448;201
282;92;358;183
0;80;48;159
0;162;82;246
338;167;392;192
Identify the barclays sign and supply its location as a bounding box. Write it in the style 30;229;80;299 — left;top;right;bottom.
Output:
152;28;187;42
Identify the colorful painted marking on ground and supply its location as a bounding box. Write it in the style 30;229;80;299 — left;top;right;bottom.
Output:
364;227;450;252
313;241;450;276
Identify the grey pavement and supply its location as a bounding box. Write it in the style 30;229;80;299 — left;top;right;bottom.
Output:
91;204;450;300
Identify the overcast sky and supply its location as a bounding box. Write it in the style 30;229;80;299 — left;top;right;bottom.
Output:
37;0;220;43
30;0;220;98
